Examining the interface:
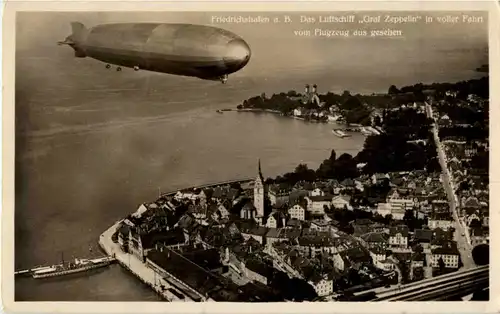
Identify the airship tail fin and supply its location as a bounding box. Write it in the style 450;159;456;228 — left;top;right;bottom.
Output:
70;22;88;42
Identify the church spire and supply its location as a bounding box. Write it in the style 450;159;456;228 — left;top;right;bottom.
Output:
258;159;263;181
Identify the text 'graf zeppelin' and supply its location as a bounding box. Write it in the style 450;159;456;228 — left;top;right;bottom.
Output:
292;13;484;38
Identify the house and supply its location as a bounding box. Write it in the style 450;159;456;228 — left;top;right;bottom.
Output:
331;195;352;210
430;228;454;249
310;220;332;232
293;108;303;117
308;274;334;297
465;212;481;227
369;247;387;267
266;228;301;246
462;196;481;210
288;203;306;221
438;114;451;126
411;252;426;268
386;188;416;212
428;212;454;230
266;211;287;229
372;173;389;185
268;185;292;207
296;235;339;258
242;259;274;285
430;242;460;268
389;225;409;249
470;227;489;246
117;224;130;248
305;195;333;215
286;218;302;229
391;207;406;221
414;229;433;251
376;258;398;271
310;188;326;197
361;232;389;250
376;203;392;217
240;226;269;245
217;202;231;220
340;179;356;190
127;228;186;262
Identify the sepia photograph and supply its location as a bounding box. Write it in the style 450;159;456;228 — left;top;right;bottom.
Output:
8;5;493;308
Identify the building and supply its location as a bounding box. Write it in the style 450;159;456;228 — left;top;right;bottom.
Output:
369;247;387;268
372;173;389;185
305;195;333;215
254;160;266;224
389;225;409;249
470;227;489;246
386;188;416;212
240;226;269;245
242;259;274;285
414;229;434;252
361;232;389;250
428;212;454;230
240;200;257;220
310;188;326;197
430;242;460;268
268;185;292;207
331;195;352;210
376;203;392;217
266;228;301;246
308;275;334;297
288;203;306;221
266;211;287;229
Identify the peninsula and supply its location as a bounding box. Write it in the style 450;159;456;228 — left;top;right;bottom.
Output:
99;77;489;302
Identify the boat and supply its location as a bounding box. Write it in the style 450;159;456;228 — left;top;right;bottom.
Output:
332;129;351;138
32;256;114;279
360;127;373;136
216;110;223;114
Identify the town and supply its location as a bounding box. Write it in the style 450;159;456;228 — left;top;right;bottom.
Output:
101;77;489;302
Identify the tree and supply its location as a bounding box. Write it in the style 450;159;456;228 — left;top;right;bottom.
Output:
469;219;482;229
414;244;424;254
438;257;446;272
329;149;337;162
388;85;400;95
472;244;489;266
412;267;425;282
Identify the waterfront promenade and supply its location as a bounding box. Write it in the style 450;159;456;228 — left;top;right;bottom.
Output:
98;221;189;302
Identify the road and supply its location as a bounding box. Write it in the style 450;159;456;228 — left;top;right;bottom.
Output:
426;102;475;269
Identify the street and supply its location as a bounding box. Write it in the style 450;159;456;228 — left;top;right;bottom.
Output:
426;102;475;269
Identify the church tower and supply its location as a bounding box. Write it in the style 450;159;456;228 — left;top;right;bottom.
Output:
253;159;265;223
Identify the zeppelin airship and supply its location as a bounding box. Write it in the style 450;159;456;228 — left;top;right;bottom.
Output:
58;22;251;84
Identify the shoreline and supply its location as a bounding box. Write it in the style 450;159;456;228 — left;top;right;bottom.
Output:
231;108;379;134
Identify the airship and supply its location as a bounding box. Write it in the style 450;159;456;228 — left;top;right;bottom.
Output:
58;22;251;84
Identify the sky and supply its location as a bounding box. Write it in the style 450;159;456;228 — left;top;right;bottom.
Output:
16;11;488;77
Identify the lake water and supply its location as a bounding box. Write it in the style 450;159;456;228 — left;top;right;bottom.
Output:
15;107;367;300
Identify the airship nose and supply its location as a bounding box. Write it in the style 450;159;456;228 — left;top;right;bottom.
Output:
224;38;251;71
